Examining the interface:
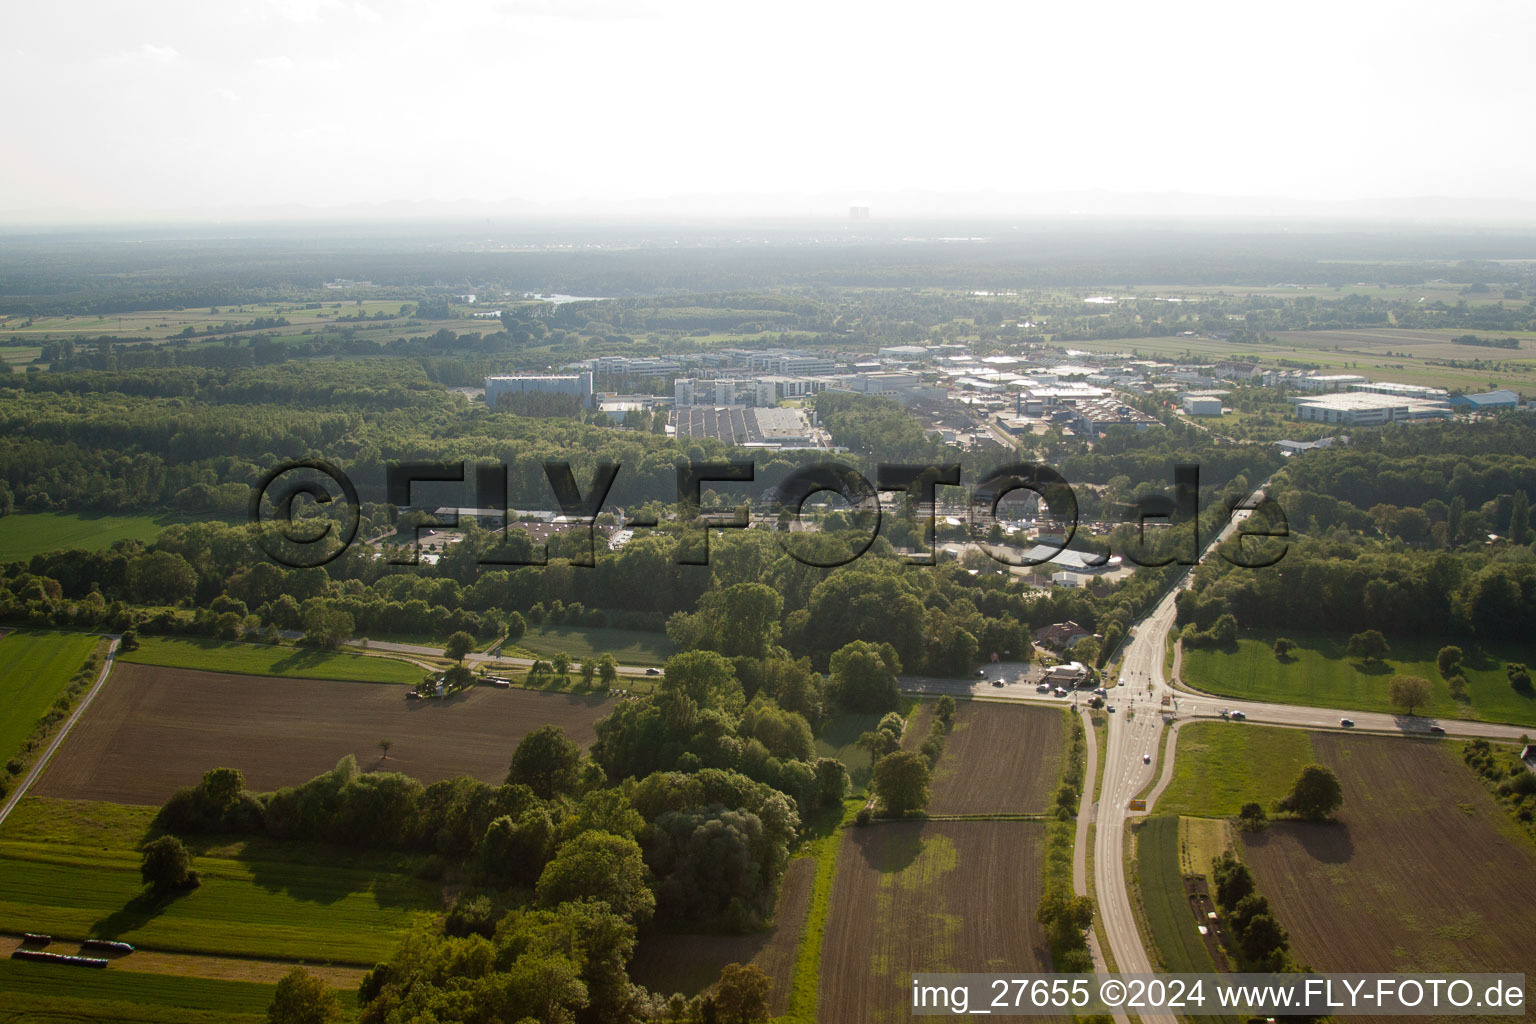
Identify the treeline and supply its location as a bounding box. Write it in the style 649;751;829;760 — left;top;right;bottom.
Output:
3;514;1146;684
1179;536;1536;644
1452;334;1521;349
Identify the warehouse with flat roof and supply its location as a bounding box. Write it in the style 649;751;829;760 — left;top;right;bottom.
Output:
1292;392;1451;426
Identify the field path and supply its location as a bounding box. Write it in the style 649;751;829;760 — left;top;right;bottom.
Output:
0;933;364;988
0;634;117;830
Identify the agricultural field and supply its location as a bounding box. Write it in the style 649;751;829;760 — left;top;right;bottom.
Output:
0;797;437;965
904;701;1064;815
627;855;814;1015
1180;629;1536;727
121;637;423;685
36;663;613;804
817;821;1064;1024
0;512;179;560
0;629;100;761
1240;732;1536;985
511;624;675;667
1133;815;1221;977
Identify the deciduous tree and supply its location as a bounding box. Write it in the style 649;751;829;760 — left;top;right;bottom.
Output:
1277;764;1343;821
872;750;930;816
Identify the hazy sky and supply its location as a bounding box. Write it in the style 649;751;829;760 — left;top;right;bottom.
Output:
4;0;1535;220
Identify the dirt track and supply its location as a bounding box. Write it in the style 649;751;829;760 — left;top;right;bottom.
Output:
35;663;613;804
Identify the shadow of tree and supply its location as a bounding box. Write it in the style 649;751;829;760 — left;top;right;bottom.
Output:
89;891;177;940
1247;820;1355;865
237;846;431;910
853;820;926;874
271;648;336;674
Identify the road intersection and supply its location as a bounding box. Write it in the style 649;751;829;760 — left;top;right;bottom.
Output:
901;497;1530;1022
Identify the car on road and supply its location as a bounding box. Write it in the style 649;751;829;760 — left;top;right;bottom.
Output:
1107;705;1116;712
1429;724;1446;734
1143;753;1151;764
1340;718;1355;728
975;669;987;678
992;680;1005;687
1093;687;1107;697
1229;710;1246;720
644;667;661;676
1036;683;1051;693
1053;686;1068;697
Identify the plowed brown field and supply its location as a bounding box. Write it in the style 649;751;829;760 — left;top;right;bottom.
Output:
36;663;613;804
905;701;1063;815
818;821;1065;1024
1241;733;1536;1009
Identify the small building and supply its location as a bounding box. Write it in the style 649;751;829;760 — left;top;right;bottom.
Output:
1033;621;1091;649
1275;437;1338;456
1044;662;1091;688
1182;395;1224;417
1051;571;1083;588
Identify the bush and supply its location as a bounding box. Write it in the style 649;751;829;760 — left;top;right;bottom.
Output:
1237;801;1267;831
854;807;873;827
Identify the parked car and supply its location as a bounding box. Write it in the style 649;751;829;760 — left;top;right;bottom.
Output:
975;669;988;678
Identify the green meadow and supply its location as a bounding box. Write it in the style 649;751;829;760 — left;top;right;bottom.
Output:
121;637;422;685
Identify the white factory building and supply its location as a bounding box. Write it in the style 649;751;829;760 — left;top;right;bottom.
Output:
485;372;595;410
1292;392;1452;426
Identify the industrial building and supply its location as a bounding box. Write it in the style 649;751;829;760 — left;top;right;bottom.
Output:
485;372;595;410
1351;381;1449;400
1292;392;1451;426
1067;398;1161;434
1295;374;1369;392
1452;389;1520;412
670;406;818;447
1182;395;1224;416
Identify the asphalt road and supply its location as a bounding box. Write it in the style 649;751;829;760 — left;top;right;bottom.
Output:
903;486;1532;1021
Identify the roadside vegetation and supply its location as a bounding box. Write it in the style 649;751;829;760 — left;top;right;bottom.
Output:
120;637;422;684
